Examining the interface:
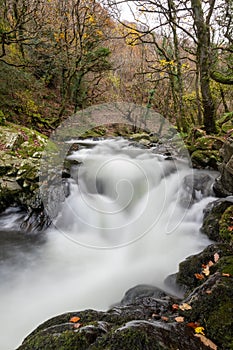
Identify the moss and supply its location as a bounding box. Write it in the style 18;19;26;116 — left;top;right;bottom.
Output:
206;301;233;349
218;256;233;275
219;205;233;243
18;330;90;350
194;136;224;151
191;150;220;169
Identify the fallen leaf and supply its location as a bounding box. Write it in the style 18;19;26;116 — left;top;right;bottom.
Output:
172;304;179;310
70;316;81;323
179;303;192;311
73;322;82;329
202;266;210;276
194;326;205;335
222;273;231;277
208;260;214;267
175;316;184;323
214;252;220;263
195;334;218;349
152;313;160;319
187;322;200;329
227;226;233;231
194;273;205;280
161;316;169;322
206;289;212;294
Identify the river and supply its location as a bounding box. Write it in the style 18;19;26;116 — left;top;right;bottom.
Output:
0;138;217;349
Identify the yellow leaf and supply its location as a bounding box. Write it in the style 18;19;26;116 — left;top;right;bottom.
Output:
195;334;218;349
194;326;205;335
202;266;210;276
179;303;192;311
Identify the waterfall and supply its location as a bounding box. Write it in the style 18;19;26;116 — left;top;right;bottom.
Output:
0;138;216;350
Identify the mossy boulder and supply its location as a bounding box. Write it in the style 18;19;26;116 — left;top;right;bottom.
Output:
217;112;233;134
183;273;233;349
191;150;220;169
0;122;47;213
186;132;224;170
213;136;233;197
17;293;212;350
201;198;233;242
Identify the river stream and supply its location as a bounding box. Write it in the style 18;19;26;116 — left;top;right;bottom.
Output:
0;138;217;349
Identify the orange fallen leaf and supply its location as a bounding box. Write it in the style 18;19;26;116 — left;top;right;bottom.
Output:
161;316;169;322
179;303;192;311
208;260;214;267
222;273;231;277
195;334;218;349
73;322;82;329
175;316;184;323
195;273;205;280
227;226;233;231
70;316;81;323
214;252;219;263
206;289;212;294
187;322;200;329
172;304;179;310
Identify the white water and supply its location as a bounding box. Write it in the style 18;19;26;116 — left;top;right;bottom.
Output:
0;139;216;349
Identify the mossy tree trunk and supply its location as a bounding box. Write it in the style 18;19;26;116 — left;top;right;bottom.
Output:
191;0;217;134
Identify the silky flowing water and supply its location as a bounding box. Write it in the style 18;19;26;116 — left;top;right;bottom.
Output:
0;138;216;349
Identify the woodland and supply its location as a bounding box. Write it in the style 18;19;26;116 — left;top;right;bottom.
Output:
0;0;232;136
0;2;233;350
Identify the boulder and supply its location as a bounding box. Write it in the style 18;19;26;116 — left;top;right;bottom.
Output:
213;137;233;196
17;291;212;350
0;123;48;229
201;197;233;242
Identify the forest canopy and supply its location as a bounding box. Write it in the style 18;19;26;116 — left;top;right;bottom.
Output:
0;0;232;134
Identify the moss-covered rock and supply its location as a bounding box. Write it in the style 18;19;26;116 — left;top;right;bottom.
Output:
0;122;47;215
183;273;233;349
17;297;212;350
219;205;233;244
201;198;233;242
191;150;220;169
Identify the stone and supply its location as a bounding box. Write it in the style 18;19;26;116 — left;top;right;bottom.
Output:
201;197;233;241
213;137;233;197
120;284;170;305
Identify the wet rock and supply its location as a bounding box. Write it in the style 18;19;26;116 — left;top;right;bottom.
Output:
201;197;233;241
182;272;233;349
186;133;224;170
17;293;210;350
181;172;216;206
120;284;169;305
176;243;232;293
213;136;233;197
191;150;220;170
